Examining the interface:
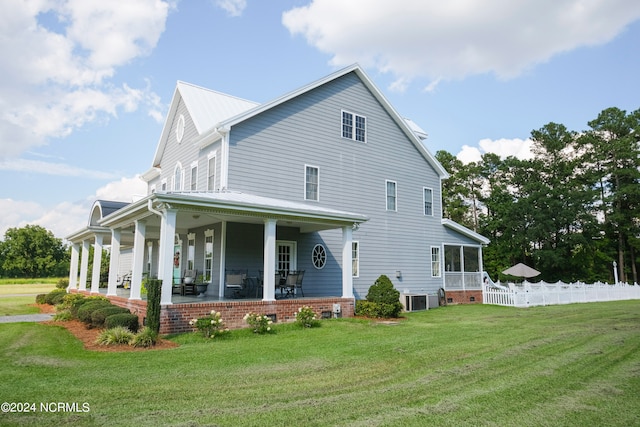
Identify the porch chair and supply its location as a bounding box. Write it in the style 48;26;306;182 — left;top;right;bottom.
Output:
283;271;303;298
225;269;247;298
182;269;198;296
294;270;305;297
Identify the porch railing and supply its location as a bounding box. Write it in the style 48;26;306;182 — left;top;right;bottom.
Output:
444;272;482;290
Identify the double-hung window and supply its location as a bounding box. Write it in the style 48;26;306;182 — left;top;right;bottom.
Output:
352;241;359;277
423;187;433;216
305;165;319;201
431;247;441;277
342;111;366;142
207;155;216;191
386;180;397;211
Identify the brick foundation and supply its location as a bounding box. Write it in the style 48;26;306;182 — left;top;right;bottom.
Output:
444;290;483;305
69;290;353;334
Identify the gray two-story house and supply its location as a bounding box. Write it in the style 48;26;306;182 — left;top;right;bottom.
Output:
67;64;489;332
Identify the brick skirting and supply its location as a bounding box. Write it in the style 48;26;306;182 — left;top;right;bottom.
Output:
444;289;483;304
69;290;354;334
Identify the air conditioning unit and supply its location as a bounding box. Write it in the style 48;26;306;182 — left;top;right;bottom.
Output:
401;293;440;311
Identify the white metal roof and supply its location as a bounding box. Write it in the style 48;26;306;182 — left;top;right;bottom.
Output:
176;81;259;134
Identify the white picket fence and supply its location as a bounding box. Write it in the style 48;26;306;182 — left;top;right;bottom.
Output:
483;281;640;308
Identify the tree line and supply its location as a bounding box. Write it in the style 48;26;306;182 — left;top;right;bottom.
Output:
436;107;639;284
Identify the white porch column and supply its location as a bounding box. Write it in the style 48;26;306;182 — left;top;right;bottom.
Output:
79;240;90;291
159;209;177;305
68;243;80;291
263;218;277;301
90;234;103;294
130;220;146;300
107;229;121;296
218;222;227;299
342;225;354;298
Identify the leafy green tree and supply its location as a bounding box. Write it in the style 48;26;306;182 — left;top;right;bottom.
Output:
579;107;640;283
0;225;68;278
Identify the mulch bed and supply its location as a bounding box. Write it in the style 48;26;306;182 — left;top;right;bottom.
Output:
34;304;178;352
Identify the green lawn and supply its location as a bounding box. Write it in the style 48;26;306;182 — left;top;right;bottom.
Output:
0;283;57;315
0;300;639;426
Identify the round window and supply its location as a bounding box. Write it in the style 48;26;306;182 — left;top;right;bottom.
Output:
312;244;327;269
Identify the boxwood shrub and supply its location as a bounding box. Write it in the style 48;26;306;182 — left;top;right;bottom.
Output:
91;306;130;328
69;295;107;318
44;289;68;306
35;294;47;304
104;313;139;332
77;300;113;324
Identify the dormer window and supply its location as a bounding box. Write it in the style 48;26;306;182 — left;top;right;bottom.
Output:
342;110;366;142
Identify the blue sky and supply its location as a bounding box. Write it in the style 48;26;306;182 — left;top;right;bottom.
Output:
1;0;639;239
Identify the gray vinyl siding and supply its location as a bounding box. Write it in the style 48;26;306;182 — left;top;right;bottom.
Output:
148;95;222;194
224;71;463;297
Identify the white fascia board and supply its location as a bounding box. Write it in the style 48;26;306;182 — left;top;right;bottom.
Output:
141;167;161;182
151;85;181;167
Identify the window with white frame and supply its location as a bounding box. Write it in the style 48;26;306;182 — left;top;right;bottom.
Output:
424;187;433;216
161;179;167;192
207;155;216;191
176;114;185;143
431;246;441;277
352;241;359;277
190;164;197;191
173;163;183;191
203;230;214;282
187;233;195;271
312;244;326;269
342;110;366;142
305;165;319;201
386;180;397;211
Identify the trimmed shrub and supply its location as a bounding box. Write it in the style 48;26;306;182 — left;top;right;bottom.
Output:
145;279;162;334
91;306;130;328
53;310;73;321
364;275;403;318
69;295;107;318
35;294;47;304
130;327;158;348
44;289;67;306
355;300;378;317
77;300;113;325
104;313;139;332
96;327;135;346
56;278;69;289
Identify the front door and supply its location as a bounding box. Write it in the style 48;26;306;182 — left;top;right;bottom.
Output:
276;241;297;273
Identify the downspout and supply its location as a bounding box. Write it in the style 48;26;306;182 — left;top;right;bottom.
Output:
148;199;163;218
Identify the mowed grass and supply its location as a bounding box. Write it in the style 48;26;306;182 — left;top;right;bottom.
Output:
0;283;56;315
0;300;639;426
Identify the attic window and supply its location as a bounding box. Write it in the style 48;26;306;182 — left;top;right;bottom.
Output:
342;110;366;142
176;114;185;143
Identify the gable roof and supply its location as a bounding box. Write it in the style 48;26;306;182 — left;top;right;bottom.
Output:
149;64;448;178
216;64;448;178
151;82;258;167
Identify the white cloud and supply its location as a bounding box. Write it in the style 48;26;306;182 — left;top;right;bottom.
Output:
0;158;121;179
0;175;148;240
457;138;534;164
282;0;640;89
214;0;247;17
0;0;170;159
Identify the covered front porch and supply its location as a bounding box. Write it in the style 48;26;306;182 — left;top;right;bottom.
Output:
66;191;367;332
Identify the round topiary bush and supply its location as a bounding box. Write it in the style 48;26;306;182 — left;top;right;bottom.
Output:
104;313;139;332
44;289;68;306
91;306;130;328
77;300;113;325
